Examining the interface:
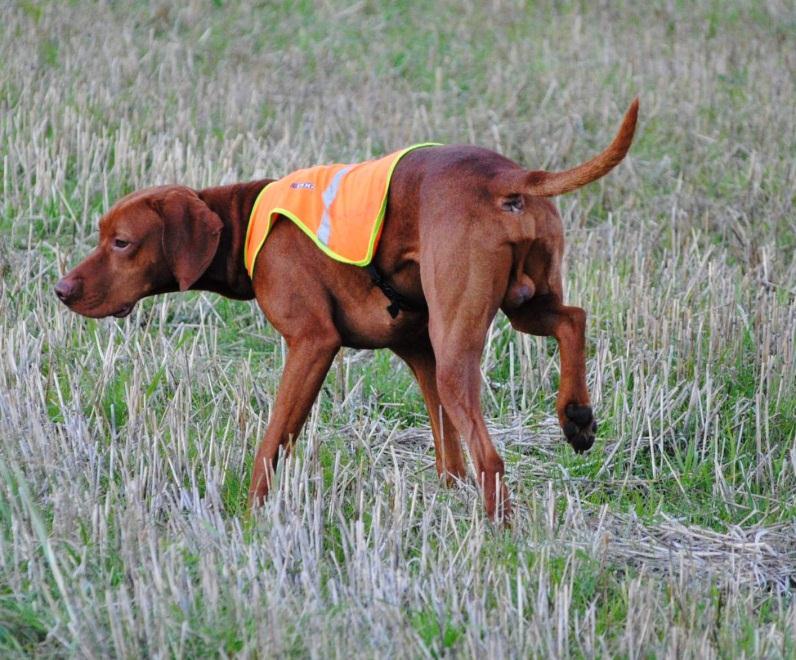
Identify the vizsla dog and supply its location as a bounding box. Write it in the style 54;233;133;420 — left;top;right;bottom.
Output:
56;99;638;520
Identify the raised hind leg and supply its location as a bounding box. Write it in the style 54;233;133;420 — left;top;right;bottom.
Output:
506;295;596;452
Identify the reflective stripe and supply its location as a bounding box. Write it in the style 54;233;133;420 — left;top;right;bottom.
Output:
317;165;352;245
317;209;331;245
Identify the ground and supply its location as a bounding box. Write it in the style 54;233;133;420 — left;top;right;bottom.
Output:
1;1;795;657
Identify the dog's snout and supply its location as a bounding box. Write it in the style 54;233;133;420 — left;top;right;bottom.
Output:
55;278;82;305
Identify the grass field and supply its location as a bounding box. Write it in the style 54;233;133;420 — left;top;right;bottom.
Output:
1;0;795;656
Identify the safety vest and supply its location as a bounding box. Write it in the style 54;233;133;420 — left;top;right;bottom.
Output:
244;143;438;277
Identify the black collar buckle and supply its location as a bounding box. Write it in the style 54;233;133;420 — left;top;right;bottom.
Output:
365;264;423;319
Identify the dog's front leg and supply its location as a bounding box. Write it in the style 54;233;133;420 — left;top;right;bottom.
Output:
393;339;467;485
507;299;596;452
248;334;340;509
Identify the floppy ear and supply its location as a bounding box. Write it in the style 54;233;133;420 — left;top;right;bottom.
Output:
159;188;223;291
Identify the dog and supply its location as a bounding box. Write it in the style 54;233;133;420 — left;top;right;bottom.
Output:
55;99;638;520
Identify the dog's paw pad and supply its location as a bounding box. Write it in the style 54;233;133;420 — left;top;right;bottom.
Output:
563;404;596;453
565;403;592;425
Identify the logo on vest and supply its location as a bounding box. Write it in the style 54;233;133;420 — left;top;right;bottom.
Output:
290;181;315;190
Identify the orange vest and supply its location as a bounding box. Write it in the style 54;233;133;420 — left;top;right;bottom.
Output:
244;144;438;277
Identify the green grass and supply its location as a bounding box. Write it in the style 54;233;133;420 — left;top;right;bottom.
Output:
1;0;795;657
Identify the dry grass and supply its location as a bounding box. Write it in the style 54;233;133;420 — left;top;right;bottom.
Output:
1;0;795;657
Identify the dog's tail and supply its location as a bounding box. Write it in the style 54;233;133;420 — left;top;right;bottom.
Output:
499;98;639;198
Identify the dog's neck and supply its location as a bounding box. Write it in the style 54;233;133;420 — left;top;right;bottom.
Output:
194;179;272;300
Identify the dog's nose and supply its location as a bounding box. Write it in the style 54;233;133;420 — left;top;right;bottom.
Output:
55;278;81;305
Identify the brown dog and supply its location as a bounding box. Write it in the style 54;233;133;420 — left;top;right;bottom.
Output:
56;99;638;520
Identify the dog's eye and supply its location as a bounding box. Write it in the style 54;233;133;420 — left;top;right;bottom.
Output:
113;239;131;250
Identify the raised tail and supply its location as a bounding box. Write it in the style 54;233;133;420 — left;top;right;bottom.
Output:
512;98;639;198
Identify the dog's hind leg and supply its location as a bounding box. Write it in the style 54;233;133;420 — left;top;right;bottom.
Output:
505;295;596;452
420;233;513;521
393;338;467;485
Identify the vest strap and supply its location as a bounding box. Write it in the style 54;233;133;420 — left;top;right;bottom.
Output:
365;264;425;319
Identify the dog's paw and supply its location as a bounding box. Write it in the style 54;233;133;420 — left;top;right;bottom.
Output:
562;403;597;453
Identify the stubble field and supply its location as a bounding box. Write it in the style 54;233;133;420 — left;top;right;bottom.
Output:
1;1;795;657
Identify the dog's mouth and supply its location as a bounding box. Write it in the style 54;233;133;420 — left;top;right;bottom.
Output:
111;303;135;318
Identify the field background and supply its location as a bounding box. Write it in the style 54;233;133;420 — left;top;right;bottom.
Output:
1;0;795;657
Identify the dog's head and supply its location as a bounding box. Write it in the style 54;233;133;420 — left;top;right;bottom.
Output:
55;186;222;318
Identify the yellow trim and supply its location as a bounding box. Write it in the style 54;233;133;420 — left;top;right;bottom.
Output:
245;143;440;278
244;180;275;276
